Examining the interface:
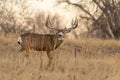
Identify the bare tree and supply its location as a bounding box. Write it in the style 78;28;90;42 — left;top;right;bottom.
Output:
58;0;120;38
0;0;34;35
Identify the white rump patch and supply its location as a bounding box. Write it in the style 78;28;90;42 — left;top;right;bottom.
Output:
18;36;22;44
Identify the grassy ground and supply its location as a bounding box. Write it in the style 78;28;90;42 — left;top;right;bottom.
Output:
0;33;120;80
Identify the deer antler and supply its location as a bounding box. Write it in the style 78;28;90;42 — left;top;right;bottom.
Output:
64;18;78;33
46;15;58;30
71;18;78;29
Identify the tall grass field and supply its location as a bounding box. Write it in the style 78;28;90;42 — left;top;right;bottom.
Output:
0;33;120;80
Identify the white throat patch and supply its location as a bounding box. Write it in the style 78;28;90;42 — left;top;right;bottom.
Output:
18;36;22;44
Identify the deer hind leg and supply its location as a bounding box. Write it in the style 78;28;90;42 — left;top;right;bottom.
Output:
46;51;55;70
25;47;31;57
24;47;31;66
39;52;43;69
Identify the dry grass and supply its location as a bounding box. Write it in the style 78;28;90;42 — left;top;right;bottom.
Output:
0;33;120;80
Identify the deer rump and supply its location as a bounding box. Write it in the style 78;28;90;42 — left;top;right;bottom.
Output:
18;33;63;51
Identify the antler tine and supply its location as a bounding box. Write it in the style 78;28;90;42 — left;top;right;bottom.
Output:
46;15;58;30
66;18;78;30
71;18;78;29
63;18;78;33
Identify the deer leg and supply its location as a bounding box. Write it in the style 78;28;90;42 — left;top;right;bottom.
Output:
24;47;31;66
25;47;30;57
40;52;43;68
46;51;55;70
46;51;51;67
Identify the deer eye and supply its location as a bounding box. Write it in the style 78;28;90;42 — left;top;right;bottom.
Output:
57;32;63;37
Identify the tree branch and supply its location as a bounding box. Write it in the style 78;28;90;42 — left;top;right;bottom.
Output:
58;0;96;21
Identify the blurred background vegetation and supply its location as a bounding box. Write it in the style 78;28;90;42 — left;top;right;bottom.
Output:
0;0;120;39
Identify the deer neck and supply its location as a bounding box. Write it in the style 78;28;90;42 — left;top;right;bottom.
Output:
53;38;63;49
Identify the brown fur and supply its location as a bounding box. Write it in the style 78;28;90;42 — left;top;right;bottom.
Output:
19;33;63;52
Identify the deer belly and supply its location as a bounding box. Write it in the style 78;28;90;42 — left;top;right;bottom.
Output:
32;45;54;51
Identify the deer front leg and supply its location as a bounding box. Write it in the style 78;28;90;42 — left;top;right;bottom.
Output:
46;51;55;70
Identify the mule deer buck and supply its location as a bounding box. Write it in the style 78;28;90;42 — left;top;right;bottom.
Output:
18;16;78;68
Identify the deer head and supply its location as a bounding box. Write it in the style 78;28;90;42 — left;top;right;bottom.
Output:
46;15;78;40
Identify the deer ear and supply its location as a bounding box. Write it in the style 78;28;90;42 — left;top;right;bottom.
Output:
63;26;71;33
64;28;72;33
